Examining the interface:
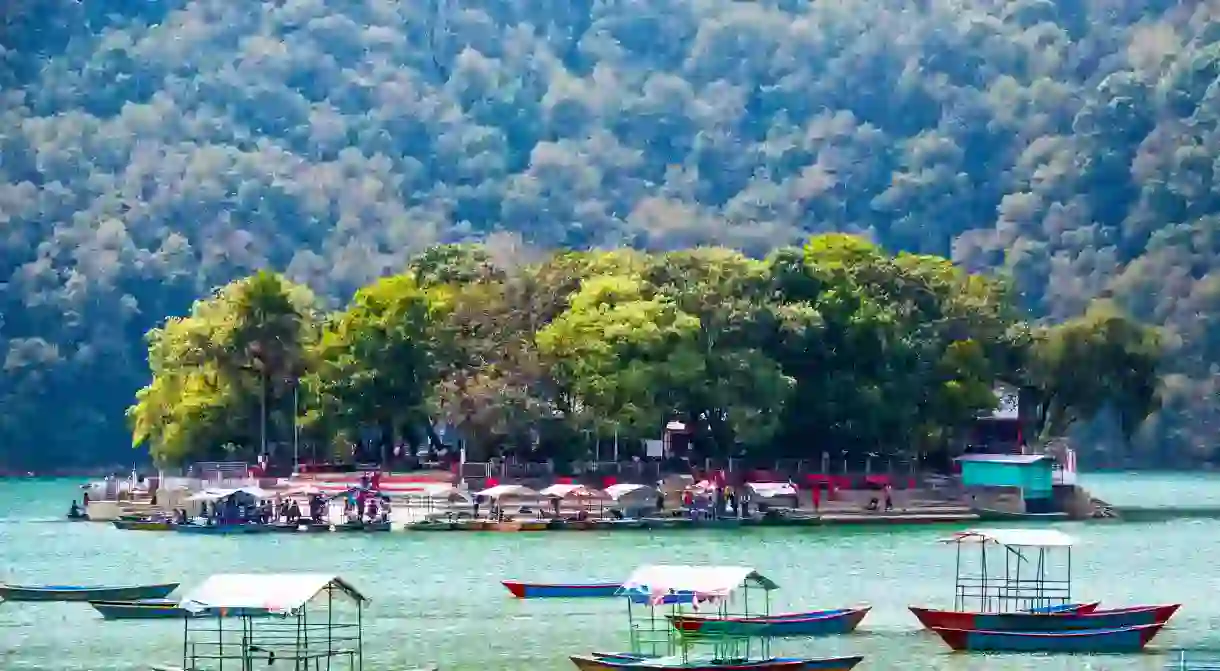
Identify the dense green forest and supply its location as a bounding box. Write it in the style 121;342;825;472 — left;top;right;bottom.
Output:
1;0;1216;469
125;238;1159;468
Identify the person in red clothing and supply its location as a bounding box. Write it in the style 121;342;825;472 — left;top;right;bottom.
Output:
811;483;821;511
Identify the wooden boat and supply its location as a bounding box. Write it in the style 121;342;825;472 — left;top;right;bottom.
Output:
572;653;864;670
929;622;1167;653
504;580;622;598
90;599;188;619
454;519;487;531
0;582;179;602
971;507;1070;522
642;517;697;529
90;599;275;620
911;603;1177;631
407;520;456;531
669;607;870;637
112;519;173;531
910;601;1099;629
330;521;392;532
173;523;268;535
519;521;550;531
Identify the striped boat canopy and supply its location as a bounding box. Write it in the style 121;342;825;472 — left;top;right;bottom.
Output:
619;564;779;598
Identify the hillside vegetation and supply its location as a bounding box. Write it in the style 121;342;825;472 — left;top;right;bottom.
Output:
1;0;1218;468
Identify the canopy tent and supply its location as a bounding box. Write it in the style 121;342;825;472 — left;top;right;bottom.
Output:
605;483;657;501
186;488;235;502
401;482;472;501
942;528;1075;548
539;484;610;501
618;565;779;601
745;482;797;498
475;484;540;500
178;573;367;615
604;483;659;515
657;474;695;495
324;485;390;502
281;484;325;496
235;486;273;500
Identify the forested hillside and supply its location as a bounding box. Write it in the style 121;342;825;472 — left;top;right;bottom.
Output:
2;0;1219;469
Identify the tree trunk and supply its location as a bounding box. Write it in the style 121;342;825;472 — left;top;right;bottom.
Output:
423;417;444;449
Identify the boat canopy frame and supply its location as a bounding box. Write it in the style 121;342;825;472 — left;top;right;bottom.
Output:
170;574;367;671
944;529;1074;613
616;565;776;663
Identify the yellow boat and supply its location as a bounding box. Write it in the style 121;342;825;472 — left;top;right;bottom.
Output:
518;521;549;531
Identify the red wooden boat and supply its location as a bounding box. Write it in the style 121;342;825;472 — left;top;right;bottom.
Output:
910;602;1100;629
912;603;1177;632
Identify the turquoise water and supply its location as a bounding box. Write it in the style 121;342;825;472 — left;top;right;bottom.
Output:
0;473;1216;670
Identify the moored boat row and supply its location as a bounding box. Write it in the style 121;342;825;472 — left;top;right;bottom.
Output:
112;519;392;533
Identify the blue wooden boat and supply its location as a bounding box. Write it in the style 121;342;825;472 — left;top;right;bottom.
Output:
572;652;864;670
668;606;870;637
930;622;1167;652
504;580;622;598
0;582;179;602
90;599;275;620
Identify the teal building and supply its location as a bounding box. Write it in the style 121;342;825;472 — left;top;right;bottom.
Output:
955;453;1055;512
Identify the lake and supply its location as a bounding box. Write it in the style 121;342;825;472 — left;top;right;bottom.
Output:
0;473;1216;670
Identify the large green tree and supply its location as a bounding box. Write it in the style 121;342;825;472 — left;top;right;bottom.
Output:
308;274;440;461
128;273;318;466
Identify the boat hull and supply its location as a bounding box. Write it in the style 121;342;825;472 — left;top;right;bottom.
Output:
572;653;864;670
670;607;870;637
910;602;1100;629
0;583;179;602
503;580;621;598
174;524;267;534
930;622;1166;652
90;599;274;620
330;521;392;532
90;599;188;619
112;520;172;531
918;604;1178;632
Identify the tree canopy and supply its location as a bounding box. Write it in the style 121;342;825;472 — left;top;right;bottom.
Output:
125;237;1161;468
0;0;1213;468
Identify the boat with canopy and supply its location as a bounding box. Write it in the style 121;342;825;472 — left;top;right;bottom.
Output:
148;572;434;670
569;565;864;670
912;528;1176;652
